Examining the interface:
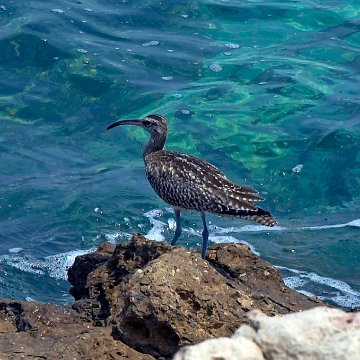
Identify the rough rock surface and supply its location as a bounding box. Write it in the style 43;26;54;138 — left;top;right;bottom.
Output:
0;234;323;359
68;234;322;358
173;307;360;360
0;300;155;360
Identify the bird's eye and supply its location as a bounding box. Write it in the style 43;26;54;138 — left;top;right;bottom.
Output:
143;120;152;127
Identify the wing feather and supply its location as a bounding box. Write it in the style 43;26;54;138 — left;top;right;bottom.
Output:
145;150;265;213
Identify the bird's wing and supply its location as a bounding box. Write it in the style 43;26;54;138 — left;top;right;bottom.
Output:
145;150;264;213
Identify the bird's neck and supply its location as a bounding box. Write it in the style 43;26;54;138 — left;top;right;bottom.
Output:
143;132;166;158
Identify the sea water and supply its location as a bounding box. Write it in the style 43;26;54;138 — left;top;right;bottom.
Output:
0;0;359;309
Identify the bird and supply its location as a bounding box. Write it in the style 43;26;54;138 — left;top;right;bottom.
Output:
107;114;277;259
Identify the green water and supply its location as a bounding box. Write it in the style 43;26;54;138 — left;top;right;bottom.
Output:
0;0;359;307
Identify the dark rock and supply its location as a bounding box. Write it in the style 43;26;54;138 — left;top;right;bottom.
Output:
68;241;115;300
2;302;32;332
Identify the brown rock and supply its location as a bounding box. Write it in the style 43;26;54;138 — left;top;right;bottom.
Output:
68;234;323;358
0;300;154;360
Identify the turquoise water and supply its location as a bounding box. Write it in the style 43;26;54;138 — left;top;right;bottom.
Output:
0;1;359;308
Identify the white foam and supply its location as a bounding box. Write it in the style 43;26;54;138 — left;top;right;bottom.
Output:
329;295;360;310
143;209;261;255
297;290;315;298
280;275;309;289
277;266;302;274
292;164;303;173
307;272;359;296
299;218;360;230
0;248;96;280
105;231;132;243
168;218;176;231
159;209;360;233
209;218;360;233
0;254;45;275
9;247;23;253
144;209;167;241
348;219;360;227
207;224;286;233
277;265;360;309
45;248;96;280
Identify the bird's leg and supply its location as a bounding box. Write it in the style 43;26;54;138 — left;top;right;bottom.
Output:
200;212;209;259
171;208;182;245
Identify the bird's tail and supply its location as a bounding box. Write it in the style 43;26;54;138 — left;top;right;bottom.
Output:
241;212;277;227
215;205;277;227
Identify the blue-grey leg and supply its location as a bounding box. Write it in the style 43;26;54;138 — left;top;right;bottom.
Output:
200;212;209;259
171;208;182;245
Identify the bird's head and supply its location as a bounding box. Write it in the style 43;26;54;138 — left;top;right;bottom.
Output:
107;114;167;137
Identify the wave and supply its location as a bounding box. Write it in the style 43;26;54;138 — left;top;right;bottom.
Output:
277;266;360;309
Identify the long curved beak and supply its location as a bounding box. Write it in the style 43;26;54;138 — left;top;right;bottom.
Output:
107;119;144;130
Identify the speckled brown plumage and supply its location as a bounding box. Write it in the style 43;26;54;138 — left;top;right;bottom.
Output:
107;114;277;258
145;150;275;226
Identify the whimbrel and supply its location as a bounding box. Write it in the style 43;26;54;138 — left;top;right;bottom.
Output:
107;114;277;259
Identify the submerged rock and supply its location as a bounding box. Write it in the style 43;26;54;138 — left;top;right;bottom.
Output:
0;234;323;359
